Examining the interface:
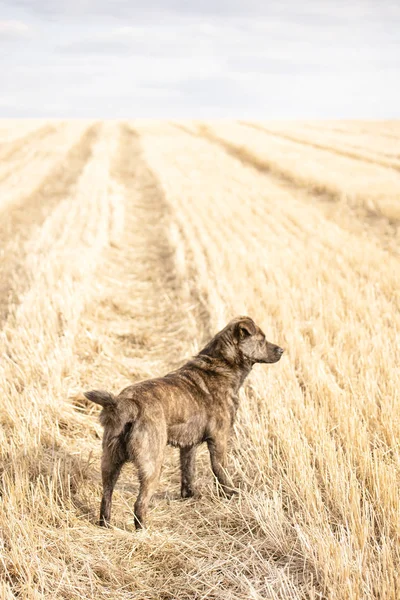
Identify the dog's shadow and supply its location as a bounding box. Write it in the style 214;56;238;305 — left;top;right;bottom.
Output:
78;446;212;528
4;439;211;530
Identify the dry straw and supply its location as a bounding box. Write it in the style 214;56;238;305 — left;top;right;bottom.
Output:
0;120;399;599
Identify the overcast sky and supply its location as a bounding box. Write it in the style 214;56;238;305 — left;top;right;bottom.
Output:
0;0;399;118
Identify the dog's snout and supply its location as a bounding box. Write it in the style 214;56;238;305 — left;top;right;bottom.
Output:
275;346;284;355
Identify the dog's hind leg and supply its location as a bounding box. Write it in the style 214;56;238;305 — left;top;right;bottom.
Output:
133;458;163;530
132;425;166;529
99;449;124;527
180;446;197;498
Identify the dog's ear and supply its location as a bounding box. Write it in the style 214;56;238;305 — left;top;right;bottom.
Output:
236;318;257;340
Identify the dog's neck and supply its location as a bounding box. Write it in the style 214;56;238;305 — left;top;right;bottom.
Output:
197;336;253;394
192;353;251;392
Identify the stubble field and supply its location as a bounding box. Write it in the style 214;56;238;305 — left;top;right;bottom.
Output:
0;120;399;600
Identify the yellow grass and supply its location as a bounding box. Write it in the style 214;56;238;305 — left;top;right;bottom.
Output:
196;121;400;223
0;120;50;144
0;122;90;212
300;120;400;138
240;121;400;171
248;121;400;158
0;120;399;599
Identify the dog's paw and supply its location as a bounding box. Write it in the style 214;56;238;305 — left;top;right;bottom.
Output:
222;487;239;499
98;519;112;528
181;487;197;499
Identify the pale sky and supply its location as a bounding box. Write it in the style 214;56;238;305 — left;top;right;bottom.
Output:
0;0;399;118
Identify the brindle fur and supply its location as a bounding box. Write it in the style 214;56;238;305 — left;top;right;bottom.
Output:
84;316;284;529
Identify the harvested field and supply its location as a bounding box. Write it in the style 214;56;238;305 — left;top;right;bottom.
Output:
0;120;399;600
194;121;400;225
240;121;400;171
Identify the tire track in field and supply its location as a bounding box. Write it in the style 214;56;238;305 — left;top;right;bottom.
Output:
158;124;397;323
0;124;118;597
177;122;339;195
0;124;99;326
77;123;207;394
0;121;45;142
0;126;61;185
0;123;56;164
301;123;400;160
172;122;400;304
186;124;400;245
0;123;116;428
311;123;400;142
241;121;400;172
121;124;213;342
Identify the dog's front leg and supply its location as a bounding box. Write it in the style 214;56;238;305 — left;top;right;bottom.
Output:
180;446;197;498
207;438;237;498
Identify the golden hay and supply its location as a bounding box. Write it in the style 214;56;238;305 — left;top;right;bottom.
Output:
0;120;399;599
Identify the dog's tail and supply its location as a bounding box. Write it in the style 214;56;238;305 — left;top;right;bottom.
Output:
84;390;116;408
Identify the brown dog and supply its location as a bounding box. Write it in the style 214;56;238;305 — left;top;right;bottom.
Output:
84;316;284;529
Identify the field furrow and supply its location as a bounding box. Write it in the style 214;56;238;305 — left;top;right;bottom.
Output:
0;121;117;479
175;123;400;255
303;120;400;140
0;124;99;325
0;122;91;212
0;120;49;144
0;123;57;165
264;121;400;158
0;125;120;600
195;122;400;225
241;122;400;171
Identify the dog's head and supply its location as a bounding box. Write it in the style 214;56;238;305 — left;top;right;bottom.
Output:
201;316;284;366
230;316;284;365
